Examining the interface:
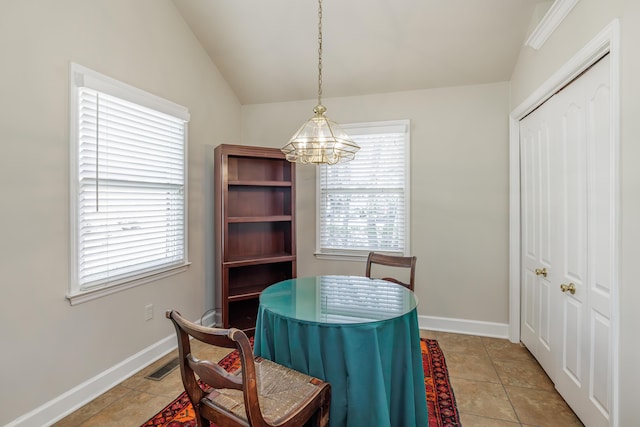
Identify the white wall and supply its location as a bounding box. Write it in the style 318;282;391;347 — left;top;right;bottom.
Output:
510;0;640;424
0;1;241;425
242;82;511;326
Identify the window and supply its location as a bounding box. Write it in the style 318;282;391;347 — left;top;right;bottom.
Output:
316;120;410;259
68;64;190;304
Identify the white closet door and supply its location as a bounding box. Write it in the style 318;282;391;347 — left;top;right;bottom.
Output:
553;54;612;427
519;55;612;427
519;94;558;378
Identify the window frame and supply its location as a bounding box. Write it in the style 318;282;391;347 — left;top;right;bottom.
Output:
68;63;191;305
315;120;411;261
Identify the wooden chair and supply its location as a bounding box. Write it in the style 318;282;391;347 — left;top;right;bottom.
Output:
166;310;331;427
365;252;417;291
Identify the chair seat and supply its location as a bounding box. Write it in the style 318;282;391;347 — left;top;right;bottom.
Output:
204;357;325;425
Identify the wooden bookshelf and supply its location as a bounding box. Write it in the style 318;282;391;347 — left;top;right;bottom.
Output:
214;144;296;334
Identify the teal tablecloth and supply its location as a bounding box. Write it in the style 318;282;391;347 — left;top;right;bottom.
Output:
254;276;428;427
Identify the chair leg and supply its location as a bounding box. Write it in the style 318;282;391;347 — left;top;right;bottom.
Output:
193;405;210;427
315;388;331;427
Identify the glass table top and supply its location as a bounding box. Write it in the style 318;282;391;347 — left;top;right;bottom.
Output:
259;275;417;324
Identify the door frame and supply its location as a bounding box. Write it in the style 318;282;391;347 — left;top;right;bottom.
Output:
508;19;620;426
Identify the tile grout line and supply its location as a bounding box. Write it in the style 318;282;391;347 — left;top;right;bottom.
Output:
483;338;525;426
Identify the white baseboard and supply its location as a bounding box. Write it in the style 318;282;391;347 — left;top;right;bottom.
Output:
6;311;217;427
418;314;510;339
199;309;217;327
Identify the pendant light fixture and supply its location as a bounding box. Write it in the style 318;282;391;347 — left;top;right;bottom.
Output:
281;0;360;165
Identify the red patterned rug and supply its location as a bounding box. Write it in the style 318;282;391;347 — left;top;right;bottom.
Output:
141;338;460;427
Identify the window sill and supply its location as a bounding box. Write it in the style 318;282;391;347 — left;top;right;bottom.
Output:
314;251;369;262
66;262;191;305
315;250;408;262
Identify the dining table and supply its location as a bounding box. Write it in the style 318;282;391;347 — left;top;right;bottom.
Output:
253;275;428;427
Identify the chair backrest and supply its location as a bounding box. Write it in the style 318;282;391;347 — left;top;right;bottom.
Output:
365;252;417;291
166;310;266;426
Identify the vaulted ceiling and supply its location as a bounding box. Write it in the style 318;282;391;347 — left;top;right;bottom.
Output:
172;0;549;105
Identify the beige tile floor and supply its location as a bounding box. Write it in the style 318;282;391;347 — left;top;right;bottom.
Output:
54;331;584;427
421;330;583;427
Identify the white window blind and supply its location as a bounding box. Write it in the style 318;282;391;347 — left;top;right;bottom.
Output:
317;120;410;257
69;64;189;301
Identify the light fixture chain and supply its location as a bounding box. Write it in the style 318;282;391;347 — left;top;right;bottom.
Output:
281;0;360;164
317;0;323;106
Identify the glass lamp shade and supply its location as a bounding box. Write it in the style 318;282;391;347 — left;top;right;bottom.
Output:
282;105;360;165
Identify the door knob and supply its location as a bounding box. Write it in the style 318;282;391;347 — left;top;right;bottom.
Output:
560;283;576;295
535;268;548;277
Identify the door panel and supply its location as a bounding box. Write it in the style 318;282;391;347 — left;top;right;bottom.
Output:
523;269;536;334
554;55;612;427
591;313;610;414
557;92;588;401
587;81;613;422
520;101;556;378
562;296;582;384
539;278;552;351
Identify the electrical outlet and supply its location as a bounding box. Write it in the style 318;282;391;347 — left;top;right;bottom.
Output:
144;304;153;321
